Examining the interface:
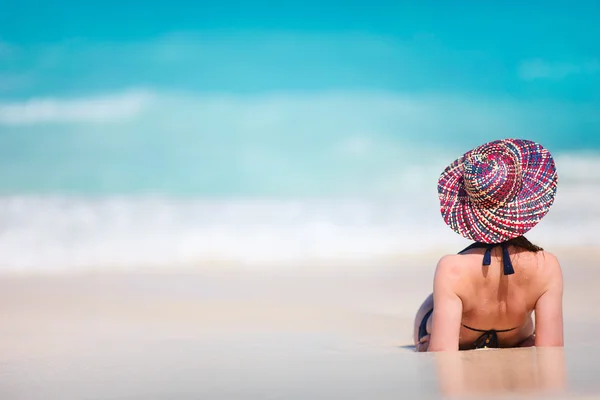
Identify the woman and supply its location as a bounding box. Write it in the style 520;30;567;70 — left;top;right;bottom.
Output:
414;138;564;352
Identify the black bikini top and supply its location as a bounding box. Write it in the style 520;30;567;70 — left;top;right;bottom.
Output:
458;241;517;348
461;324;517;348
459;241;515;275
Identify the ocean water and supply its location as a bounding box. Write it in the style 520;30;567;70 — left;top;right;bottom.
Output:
1;91;599;271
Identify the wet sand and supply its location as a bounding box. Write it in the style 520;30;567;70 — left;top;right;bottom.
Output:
1;252;599;399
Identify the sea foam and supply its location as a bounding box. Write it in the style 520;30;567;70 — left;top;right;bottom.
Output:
0;179;596;271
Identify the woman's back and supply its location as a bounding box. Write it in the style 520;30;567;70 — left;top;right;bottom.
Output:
449;245;561;349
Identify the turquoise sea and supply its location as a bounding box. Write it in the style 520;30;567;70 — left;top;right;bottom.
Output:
0;89;598;270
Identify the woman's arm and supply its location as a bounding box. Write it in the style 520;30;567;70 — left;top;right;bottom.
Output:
428;256;463;352
534;253;564;347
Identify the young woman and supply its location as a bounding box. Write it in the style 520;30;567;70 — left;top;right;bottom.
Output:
414;138;564;352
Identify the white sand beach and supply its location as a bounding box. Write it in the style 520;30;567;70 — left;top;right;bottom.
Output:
0;251;599;399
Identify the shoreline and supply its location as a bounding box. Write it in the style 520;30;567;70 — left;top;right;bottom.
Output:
0;244;597;276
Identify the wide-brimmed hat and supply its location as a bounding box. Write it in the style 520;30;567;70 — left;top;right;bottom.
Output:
437;138;558;244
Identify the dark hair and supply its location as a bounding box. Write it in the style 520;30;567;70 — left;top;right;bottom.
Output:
504;236;543;252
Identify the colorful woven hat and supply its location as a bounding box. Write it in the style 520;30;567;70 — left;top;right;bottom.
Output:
438;138;558;244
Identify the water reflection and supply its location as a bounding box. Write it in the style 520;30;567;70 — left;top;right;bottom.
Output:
434;347;566;397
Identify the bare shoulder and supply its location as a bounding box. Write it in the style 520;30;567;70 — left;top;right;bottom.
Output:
539;251;562;272
538;250;564;288
433;254;462;285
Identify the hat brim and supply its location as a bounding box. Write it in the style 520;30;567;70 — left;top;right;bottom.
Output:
438;139;558;243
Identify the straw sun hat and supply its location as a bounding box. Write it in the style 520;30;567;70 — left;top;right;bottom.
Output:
437;138;558;244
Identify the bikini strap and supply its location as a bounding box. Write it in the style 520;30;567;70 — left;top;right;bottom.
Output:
462;324;517;333
458;242;515;275
462;324;518;348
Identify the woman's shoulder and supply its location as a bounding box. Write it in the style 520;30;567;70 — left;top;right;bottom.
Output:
517;249;563;288
434;251;482;269
537;250;563;277
539;250;559;262
432;254;464;281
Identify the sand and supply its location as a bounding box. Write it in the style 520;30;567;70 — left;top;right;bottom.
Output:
1;252;599;399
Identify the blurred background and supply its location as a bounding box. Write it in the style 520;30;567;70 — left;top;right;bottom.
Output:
1;1;599;271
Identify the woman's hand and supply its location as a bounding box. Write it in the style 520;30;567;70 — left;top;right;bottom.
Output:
416;334;431;352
